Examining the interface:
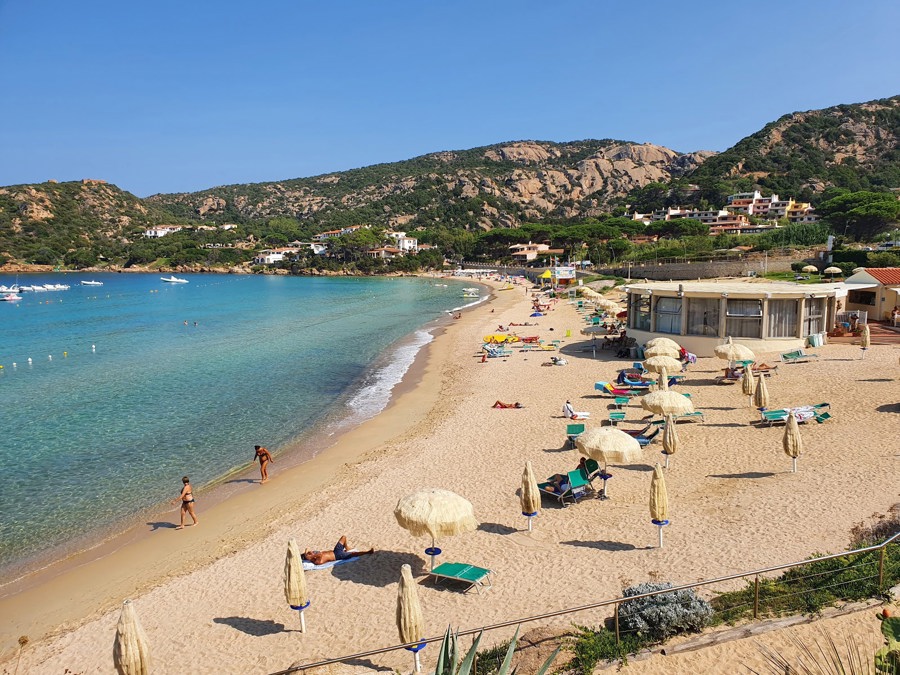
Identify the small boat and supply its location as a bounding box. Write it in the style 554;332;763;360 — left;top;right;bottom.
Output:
81;280;104;286
1;293;22;302
0;285;20;293
161;276;189;284
462;292;480;298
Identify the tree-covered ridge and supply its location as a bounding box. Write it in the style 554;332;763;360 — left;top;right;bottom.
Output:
687;95;900;203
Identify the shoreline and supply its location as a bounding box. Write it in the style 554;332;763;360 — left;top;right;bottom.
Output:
0;275;512;658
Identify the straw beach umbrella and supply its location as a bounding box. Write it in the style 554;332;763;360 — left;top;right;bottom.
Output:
753;370;770;409
860;323;870;359
284;539;310;632
397;564;426;673
824;266;843;278
661;414;679;469
641;369;694;418
715;336;755;365
643;355;682;375
649;463;670;548
742;364;756;407
395;489;478;570
644;344;681;360
783;411;803;473
113;600;150;675
575;427;642;498
801;265;818;274
645;337;680;351
520;461;540;532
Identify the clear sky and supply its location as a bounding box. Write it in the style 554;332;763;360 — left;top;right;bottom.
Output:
1;0;898;197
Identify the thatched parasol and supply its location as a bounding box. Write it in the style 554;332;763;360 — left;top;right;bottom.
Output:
782;411;803;473
395;489;478;569
860;323;870;358
284;539;310;632
661;413;678;469
644;344;681;360
645;337;681;351
397;563;426;672
753;370;770;409
823;266;842;278
641;369;694;417
649;463;670;548
575;427;642;498
715;336;755;364
742;364;756;406
801;265;818;274
643;355;682;375
113;600;150;675
520;461;541;531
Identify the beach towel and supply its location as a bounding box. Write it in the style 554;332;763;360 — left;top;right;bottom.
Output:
302;554;361;571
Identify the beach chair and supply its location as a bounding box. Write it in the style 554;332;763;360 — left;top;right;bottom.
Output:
595;382;642;398
429;562;493;594
780;349;819;363
633;427;660;446
608;411;626;426
482;345;512;358
538;469;594;506
614;396;630;409
566;423;585;448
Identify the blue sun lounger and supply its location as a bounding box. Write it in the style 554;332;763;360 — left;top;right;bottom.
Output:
429;562;493;594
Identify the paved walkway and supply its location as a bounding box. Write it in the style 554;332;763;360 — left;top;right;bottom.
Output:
826;321;900;346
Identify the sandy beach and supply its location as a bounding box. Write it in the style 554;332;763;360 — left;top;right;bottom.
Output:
3;277;899;675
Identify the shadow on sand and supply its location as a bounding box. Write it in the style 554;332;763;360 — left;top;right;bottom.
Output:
876;402;900;414
708;471;776;479
147;521;178;531
213;617;288;636
562;539;644;552
331;550;425;587
479;522;519;536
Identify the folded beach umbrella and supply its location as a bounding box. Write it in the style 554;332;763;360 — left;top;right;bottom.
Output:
643;355;682;375
284;539;310;632
395;488;478;570
742;364;756;407
575;427;642;498
860;323;870;359
520;461;541;532
782;411;803;473
113;600;150;675
649;463;670;548
714;336;754;365
753;370;770;410
644;344;681;360
397;563;426;673
661;413;678;469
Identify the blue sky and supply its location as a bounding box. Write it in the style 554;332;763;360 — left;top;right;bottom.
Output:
1;0;898;197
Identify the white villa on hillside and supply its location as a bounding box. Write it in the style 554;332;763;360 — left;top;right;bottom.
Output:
144;225;184;238
386;231;418;253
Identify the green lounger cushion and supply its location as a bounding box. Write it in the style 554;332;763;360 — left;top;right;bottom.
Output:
430;562;492;592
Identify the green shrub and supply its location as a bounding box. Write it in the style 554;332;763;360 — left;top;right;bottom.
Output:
618;582;712;641
568;625;646;674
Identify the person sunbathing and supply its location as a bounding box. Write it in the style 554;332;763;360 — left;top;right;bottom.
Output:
493;401;523;408
545;473;570;494
302;536;374;565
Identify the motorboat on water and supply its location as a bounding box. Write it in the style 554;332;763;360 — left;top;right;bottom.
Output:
81;280;104;286
0;284;21;293
161;276;189;284
1;293;22;302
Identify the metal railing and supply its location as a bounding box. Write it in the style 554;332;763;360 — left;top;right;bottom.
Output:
272;531;899;674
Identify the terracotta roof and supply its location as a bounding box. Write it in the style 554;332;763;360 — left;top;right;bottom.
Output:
865;268;900;285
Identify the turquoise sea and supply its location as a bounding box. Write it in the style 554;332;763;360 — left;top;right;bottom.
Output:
0;273;478;578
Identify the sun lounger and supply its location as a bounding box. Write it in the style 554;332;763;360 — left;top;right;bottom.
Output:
654;411;705;424
482;345;512;358
633;427;660;446
429;562;493;594
758;404;830;426
595;382;643;398
538;469;595;506
614;396;630;409
566;423;585;448
608;411;626;425
780;349;819;363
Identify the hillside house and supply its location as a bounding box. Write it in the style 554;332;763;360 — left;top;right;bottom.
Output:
386;231;418;253
843;267;900;321
144;225;184;238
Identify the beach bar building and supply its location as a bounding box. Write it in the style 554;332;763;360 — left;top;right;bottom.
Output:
842;268;900;322
623;280;846;357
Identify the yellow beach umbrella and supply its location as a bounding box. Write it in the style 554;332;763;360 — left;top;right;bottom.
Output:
649;463;670;548
575;427;642;498
520;461;541;531
715;336;754;364
753;370;770;409
860;323;870;359
783;411;803;473
395;489;478;569
661;413;678;469
742;364;756;407
397;563;426;672
284;539;310;632
113;600;151;675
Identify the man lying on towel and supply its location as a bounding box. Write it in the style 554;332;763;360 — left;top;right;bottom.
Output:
563;400;590;420
302;535;374;565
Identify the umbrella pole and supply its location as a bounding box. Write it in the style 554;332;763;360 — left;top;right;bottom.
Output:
414;651;421;673
430;537;436;570
792;457;798;473
298;607;306;633
664;453;670;469
658;524;664;548
527;514;533;532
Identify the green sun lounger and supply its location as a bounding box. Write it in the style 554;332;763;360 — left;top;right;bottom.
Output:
566;423;585;448
538;469;594;506
608;411;626;425
780;349;819;363
429;562;493;594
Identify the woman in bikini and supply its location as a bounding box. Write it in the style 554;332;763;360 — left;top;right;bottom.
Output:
253;445;274;483
172;476;198;529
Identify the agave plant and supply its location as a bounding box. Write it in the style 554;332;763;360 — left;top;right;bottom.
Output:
432;626;559;675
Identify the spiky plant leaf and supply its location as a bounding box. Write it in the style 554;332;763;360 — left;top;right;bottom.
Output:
497;627;520;675
456;631;482;675
536;647;562;675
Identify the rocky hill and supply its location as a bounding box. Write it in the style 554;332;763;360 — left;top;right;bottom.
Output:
145;140;714;231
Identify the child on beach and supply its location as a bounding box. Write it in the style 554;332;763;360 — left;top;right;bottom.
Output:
172;476;198;530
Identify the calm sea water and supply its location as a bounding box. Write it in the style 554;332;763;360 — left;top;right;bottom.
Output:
0;273;478;576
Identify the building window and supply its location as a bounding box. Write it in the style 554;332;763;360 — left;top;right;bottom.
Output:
655;297;682;334
629;294;650;331
848;289;876;306
803;298;825;336
686;297;720;336
767;299;799;338
725;299;762;338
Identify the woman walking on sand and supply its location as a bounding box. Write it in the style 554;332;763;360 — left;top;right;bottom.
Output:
173;476;198;529
254;445;274;483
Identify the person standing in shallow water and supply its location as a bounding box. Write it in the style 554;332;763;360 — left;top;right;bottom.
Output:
254;445;274;483
173;476;198;529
